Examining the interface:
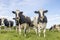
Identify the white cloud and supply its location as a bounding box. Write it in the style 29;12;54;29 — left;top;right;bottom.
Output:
48;15;60;21
46;14;60;28
49;17;60;21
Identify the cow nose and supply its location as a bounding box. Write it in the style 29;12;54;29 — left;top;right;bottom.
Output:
41;17;43;18
41;17;42;18
16;17;19;19
16;17;20;19
41;16;44;18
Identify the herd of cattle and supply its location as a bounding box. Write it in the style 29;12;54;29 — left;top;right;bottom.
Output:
49;24;60;31
0;18;14;30
0;9;60;37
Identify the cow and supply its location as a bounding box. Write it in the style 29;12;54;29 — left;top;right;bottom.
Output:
4;19;14;31
12;10;32;36
49;24;60;31
0;18;14;30
33;9;48;37
0;18;2;30
0;18;5;30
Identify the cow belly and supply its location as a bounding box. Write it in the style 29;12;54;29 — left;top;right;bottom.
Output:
33;22;38;27
21;23;29;29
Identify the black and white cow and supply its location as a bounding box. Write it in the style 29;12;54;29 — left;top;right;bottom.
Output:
0;18;14;30
33;9;48;37
4;19;13;26
0;18;5;30
49;25;56;31
12;10;32;36
49;24;60;31
0;18;2;30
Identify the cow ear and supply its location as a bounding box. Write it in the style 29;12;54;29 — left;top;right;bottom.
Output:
20;11;23;14
34;11;39;14
44;10;48;13
12;11;16;14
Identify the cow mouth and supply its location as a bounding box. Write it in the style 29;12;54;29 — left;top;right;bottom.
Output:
40;16;44;19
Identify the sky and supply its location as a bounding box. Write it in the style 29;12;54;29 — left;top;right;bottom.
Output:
0;0;60;28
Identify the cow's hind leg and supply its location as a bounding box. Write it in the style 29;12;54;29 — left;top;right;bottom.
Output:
0;26;1;30
28;27;30;33
24;23;27;36
4;26;7;31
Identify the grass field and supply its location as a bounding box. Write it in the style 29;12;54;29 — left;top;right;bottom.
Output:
0;30;60;40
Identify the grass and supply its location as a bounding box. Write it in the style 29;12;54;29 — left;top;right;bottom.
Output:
0;29;60;40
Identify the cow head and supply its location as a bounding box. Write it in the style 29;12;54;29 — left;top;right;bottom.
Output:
12;10;23;19
34;9;48;18
0;18;6;26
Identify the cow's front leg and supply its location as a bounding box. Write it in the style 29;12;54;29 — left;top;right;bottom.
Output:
43;28;46;37
33;26;38;35
19;24;21;35
43;23;46;37
16;26;18;32
38;24;41;37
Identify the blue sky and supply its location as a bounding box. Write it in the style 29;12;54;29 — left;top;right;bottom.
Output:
0;0;60;28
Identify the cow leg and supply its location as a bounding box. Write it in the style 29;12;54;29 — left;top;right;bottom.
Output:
24;23;27;36
34;27;38;34
0;26;1;30
4;26;7;31
10;27;12;31
16;26;19;33
38;24;41;37
28;27;30;33
43;28;46;37
26;24;30;33
36;27;38;35
19;24;21;35
16;26;18;32
35;27;38;35
43;23;46;37
9;26;12;31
